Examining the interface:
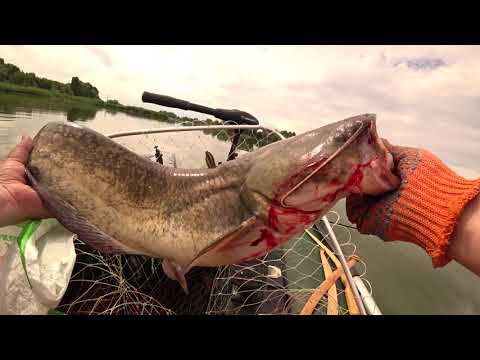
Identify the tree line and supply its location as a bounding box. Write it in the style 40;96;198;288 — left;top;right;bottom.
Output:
0;58;99;98
0;57;297;147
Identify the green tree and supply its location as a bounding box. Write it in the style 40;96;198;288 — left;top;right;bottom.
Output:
36;77;51;90
280;130;296;138
70;77;81;96
10;71;26;85
24;72;37;87
5;64;20;79
64;85;73;95
0;67;8;81
70;77;100;98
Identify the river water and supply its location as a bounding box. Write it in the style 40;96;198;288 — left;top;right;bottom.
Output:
1;93;479;314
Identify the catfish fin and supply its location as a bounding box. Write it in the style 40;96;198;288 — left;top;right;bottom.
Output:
185;216;259;272
25;168;138;255
162;259;189;294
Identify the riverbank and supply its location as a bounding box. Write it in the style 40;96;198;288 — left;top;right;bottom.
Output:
0;56;296;139
0;81;105;104
0;81;224;127
0;81;102;117
0;82;294;149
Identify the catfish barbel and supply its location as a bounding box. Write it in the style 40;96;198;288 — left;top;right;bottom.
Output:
26;114;400;292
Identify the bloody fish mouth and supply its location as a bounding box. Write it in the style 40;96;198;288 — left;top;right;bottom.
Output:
279;114;400;208
361;119;401;194
279;117;369;207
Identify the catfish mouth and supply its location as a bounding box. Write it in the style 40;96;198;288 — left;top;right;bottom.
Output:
280;114;400;208
363;118;400;194
368;118;393;170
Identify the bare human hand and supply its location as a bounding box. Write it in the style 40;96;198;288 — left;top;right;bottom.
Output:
0;136;50;227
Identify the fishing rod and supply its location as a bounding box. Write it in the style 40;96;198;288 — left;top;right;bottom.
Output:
142;91;259;161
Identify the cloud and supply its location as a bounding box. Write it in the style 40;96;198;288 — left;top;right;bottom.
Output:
84;45;113;67
2;45;480;177
392;57;447;71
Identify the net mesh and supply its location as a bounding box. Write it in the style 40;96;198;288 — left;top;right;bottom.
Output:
57;118;371;315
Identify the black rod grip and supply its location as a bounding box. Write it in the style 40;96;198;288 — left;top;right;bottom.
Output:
142;91;259;125
142;91;217;116
142;92;193;111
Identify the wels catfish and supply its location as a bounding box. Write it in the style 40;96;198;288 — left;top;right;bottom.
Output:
26;114;400;292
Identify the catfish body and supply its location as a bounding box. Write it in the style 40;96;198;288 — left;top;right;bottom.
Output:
27;115;400;291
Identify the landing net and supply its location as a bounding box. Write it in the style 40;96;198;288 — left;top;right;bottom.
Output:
57;118;374;315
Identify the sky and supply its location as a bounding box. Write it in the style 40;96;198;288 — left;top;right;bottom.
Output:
1;45;479;178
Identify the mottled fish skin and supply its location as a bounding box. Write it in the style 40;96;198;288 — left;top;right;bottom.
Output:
27;122;255;267
26;115;400;286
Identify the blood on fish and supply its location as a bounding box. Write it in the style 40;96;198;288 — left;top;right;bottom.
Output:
329;178;342;186
246;127;388;266
268;202;320;232
258;154;380;250
261;229;278;248
249;228;279;252
345;163;365;190
321;162;366;202
248;200;323;251
268;206;280;231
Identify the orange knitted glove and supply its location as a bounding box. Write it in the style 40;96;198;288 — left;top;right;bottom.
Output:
346;141;480;268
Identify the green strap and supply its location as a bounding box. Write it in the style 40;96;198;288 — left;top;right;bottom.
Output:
17;219;41;289
17;219;68;316
47;308;65;315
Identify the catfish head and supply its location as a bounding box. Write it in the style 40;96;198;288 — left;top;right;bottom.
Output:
242;113;400;225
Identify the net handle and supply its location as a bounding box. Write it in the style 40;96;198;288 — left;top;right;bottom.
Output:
321;216;367;315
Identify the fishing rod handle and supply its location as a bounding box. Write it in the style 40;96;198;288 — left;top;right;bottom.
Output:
142;92;194;111
142;91;259;125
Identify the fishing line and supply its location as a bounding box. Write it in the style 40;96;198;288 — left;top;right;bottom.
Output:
329;222;358;231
